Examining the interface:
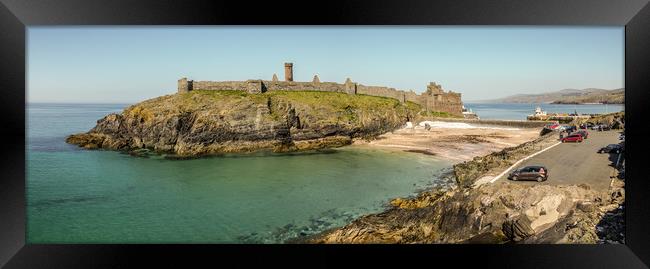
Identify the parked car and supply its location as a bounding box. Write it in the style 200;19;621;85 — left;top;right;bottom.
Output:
598;144;622;154
546;123;560;130
567;126;577;133
619;134;625;140
561;134;583;143
590;124;606;130
508;165;549;182
559;125;575;132
593;124;611;131
572;130;589;139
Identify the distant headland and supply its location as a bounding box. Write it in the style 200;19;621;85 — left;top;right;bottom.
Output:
482;88;624;104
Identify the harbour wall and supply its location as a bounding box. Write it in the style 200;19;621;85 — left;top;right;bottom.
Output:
421;117;550;128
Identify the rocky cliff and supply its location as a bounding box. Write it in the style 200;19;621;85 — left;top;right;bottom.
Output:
66;90;441;157
308;177;625;244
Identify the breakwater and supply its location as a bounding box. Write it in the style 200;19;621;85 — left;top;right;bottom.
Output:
424;117;549;128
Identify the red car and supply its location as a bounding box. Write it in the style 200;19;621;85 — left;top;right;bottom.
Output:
561;134;583;143
546;123;560;130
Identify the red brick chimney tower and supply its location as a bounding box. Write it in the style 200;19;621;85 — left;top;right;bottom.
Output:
284;62;294;82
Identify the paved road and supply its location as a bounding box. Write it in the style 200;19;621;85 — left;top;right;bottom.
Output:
497;130;623;191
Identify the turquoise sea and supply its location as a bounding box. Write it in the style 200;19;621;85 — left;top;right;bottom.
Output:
27;103;453;243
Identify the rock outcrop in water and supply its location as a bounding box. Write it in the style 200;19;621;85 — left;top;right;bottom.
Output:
66;90;442;157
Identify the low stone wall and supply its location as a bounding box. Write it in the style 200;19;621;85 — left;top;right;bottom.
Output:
453;132;557;188
471;119;548;128
423;117;549;128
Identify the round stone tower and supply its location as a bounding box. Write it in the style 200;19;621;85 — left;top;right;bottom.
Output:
284;62;294;82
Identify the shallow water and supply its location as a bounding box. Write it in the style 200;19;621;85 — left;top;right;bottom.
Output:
27;103;453;243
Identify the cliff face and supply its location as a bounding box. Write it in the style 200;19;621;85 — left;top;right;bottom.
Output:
66;90;434;156
309;179;624;244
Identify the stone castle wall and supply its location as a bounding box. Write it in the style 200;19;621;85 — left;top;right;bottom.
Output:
263;81;346;93
191;81;248;91
177;77;463;115
356;85;409;102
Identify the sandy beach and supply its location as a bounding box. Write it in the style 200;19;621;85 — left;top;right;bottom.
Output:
353;121;542;163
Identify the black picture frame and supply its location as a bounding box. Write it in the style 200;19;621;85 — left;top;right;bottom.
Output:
1;0;650;268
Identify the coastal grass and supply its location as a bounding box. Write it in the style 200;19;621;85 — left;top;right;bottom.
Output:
264;90;425;125
266;90;414;111
418;110;456;118
178;89;428;114
125;90;461;128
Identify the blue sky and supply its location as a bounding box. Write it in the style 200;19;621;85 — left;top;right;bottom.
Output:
28;26;623;103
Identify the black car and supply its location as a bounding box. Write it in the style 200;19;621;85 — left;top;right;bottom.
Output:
598;144;622;154
593;124;611;131
508;165;549;182
572;130;589;139
564;126;577;133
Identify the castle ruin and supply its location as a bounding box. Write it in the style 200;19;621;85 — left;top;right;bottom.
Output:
284;63;294;82
177;63;463;116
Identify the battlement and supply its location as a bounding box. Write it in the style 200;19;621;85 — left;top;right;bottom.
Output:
177;63;464;115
